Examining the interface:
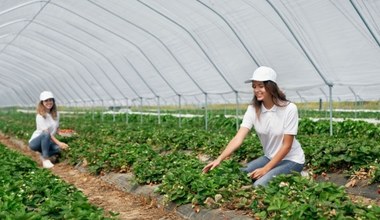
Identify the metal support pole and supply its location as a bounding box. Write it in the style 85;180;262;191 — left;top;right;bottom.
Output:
349;87;357;118
329;85;333;136
101;100;104;122
157;96;161;125
235;91;239;131
178;95;182;128
140;97;143;124
112;98;116;122
205;93;208;130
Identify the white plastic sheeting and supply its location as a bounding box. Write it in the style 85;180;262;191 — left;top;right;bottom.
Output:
0;0;379;107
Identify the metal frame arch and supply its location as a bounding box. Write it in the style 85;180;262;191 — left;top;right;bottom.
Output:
0;85;27;107
1;1;179;102
30;19;128;102
0;68;33;105
28;29;119;102
6;19;134;104
349;0;380;48
88;0;206;95
1;48;73;103
137;0;237;94
12;34;92;103
0;0;50;54
46;1;180;97
0;60;44;97
0;45;73;103
266;0;334;135
59;20;151;102
27;37;103;101
196;0;260;67
2;41;83;103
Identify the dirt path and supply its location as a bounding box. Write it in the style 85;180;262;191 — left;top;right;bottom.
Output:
0;134;183;220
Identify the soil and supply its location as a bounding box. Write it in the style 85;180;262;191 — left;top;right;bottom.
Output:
0;134;183;220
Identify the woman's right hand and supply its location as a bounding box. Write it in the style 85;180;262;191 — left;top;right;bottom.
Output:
202;159;221;173
58;142;69;150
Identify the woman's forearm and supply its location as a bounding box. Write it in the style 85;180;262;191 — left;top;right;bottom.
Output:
263;134;293;171
217;127;250;161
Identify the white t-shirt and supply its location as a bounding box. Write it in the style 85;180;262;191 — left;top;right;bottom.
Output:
29;113;60;143
240;103;305;164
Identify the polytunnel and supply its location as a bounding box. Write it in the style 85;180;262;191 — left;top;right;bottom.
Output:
0;0;379;108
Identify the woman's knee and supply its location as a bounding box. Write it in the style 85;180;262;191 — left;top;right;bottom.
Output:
286;162;304;173
39;132;52;142
253;177;271;187
242;156;270;173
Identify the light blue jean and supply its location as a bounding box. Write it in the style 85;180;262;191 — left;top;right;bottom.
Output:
29;131;60;158
241;156;304;187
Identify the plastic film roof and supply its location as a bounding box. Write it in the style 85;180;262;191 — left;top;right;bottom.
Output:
0;0;379;107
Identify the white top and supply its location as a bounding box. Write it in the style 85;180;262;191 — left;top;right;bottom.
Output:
29;113;59;143
240;103;305;164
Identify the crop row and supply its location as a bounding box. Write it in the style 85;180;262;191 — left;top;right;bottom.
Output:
0;111;379;219
0;143;114;219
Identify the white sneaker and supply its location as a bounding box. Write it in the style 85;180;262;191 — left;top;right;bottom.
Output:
301;170;309;177
42;159;54;169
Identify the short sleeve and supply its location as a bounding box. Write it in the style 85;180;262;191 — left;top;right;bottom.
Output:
240;105;255;130
56;112;60;128
283;103;299;135
36;114;49;131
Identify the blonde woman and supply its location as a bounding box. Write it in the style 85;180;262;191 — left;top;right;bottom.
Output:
29;91;69;168
203;66;305;187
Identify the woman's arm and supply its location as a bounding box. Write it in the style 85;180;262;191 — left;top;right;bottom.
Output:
248;134;293;179
202;127;250;173
50;134;69;150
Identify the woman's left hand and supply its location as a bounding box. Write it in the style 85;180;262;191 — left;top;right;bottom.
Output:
248;167;269;180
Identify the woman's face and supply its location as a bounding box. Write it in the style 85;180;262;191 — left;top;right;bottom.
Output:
42;98;54;110
252;81;271;102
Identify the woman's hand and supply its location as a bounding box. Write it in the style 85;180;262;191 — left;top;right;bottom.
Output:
202;159;221;173
202;128;249;174
58;142;69;150
248;167;269;179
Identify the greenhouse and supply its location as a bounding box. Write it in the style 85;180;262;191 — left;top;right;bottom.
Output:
0;1;379;219
1;0;380;107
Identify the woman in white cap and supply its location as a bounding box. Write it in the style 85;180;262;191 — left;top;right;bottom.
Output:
29;91;69;168
203;66;305;187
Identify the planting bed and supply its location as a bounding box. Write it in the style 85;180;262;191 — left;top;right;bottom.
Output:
0;134;182;220
1;110;379;219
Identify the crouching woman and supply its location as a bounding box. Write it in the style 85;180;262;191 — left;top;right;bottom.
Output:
29;91;69;168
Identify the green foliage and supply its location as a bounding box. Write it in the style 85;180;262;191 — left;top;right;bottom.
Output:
252;174;380;219
0;143;114;219
299;118;380;141
133;152;195;184
158;160;251;205
1;110;380;218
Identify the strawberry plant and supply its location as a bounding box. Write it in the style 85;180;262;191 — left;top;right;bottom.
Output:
158;159;251;205
251;174;380;219
1;110;380;218
0;143;114;219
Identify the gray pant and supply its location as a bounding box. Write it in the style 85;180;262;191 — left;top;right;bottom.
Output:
29;131;60;158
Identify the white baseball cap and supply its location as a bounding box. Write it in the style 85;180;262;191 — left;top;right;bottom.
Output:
245;66;277;83
40;91;54;101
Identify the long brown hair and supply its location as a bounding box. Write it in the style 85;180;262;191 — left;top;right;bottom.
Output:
251;81;289;117
36;99;58;120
